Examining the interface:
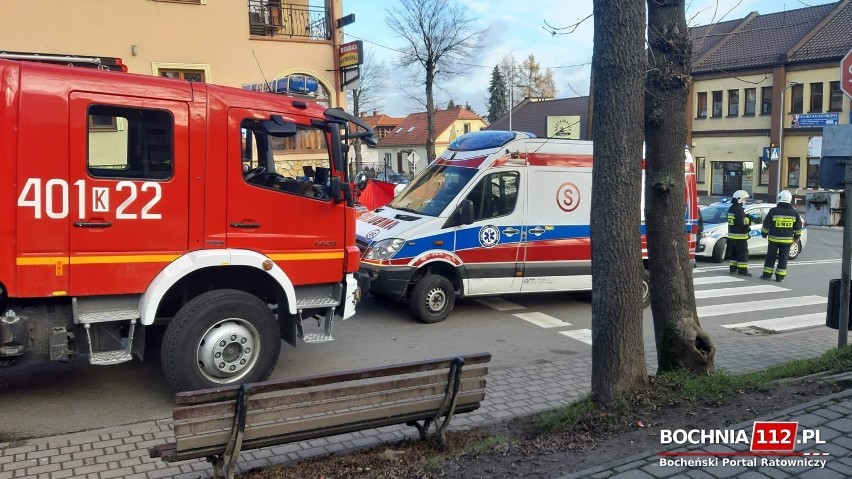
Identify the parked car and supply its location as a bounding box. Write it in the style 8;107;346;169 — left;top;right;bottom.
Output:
697;200;807;262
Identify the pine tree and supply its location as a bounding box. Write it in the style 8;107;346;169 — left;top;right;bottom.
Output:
487;65;508;123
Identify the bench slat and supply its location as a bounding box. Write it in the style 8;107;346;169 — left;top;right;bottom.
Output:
174;377;486;438
175;390;485;453
174;352;491;406
160;402;483;462
173;366;488;422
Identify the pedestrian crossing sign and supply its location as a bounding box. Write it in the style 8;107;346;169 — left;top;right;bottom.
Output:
770;147;780;161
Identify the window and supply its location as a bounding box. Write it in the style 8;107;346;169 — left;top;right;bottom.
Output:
727;90;739;116
807;157;821;188
87;105;173;180
697;92;707;118
787;157;800;187
384;152;392;165
758;157;769;186
242;119;331;200
712;91;723;117
744;88;756;115
791;84;804;114
697;157;705;183
88;114;117;131
159;69;205;82
465;171;520;221
761;87;773;115
829;81;843;111
463;123;471;134
810;82;823;112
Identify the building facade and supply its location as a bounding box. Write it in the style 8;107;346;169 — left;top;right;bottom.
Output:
377;108;487;176
688;0;852;199
0;0;345;108
486;97;591;140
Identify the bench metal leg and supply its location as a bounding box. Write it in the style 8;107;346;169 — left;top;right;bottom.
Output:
406;357;465;447
210;384;250;479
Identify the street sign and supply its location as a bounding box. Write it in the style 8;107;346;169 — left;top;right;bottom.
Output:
842;48;852;99
763;147;771;161
770;147;780;161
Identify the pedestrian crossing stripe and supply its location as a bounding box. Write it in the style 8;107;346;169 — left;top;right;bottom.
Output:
476;297;526;311
559;329;592;344
697;295;826;318
693;276;746;285
694;284;788;299
513;312;570;328
722;313;826;333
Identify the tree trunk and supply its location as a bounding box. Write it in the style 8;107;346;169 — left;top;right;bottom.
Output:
645;0;714;374
425;63;436;164
590;0;649;406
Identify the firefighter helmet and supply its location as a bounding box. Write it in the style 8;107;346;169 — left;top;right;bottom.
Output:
777;190;792;203
732;190;749;203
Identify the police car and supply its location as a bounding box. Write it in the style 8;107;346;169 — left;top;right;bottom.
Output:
697;199;807;262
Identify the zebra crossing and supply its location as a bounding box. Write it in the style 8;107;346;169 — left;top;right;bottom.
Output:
474;270;829;345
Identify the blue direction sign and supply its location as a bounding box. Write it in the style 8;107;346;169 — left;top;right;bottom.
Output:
770;147;780;161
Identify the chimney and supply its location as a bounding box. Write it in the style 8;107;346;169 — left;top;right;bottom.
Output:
372;109;378;116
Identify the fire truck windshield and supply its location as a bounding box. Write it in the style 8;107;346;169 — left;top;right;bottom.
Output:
389;165;477;216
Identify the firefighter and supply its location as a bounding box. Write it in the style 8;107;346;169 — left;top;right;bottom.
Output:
726;190;752;276
760;190;803;282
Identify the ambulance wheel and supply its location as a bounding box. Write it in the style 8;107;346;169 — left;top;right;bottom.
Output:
410;275;455;323
161;289;281;392
711;238;727;263
642;270;651;309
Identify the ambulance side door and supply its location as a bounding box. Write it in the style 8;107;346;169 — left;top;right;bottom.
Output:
520;167;592;292
454;169;525;295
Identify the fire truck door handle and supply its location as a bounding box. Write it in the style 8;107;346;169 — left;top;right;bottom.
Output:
74;221;112;228
230;222;261;229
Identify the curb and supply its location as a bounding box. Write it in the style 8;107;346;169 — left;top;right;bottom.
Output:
555;387;852;479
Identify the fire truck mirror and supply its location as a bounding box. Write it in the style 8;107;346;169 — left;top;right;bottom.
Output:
329;176;343;203
261;116;297;137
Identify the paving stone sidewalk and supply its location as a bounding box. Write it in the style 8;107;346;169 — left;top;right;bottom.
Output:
0;328;840;479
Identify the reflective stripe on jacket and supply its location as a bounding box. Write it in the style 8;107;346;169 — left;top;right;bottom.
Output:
761;203;803;243
727;202;750;240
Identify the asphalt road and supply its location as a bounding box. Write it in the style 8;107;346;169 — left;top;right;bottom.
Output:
0;227;844;441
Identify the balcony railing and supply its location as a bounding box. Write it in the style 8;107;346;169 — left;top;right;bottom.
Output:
248;0;331;41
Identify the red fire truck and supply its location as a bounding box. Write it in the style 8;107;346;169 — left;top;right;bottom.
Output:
0;54;373;391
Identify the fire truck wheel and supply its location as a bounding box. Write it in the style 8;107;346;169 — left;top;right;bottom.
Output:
410;274;455;323
161;289;281;391
642;269;651;309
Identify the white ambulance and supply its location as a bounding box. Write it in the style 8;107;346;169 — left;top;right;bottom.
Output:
355;131;699;323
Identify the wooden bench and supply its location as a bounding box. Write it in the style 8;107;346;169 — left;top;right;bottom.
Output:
149;352;491;479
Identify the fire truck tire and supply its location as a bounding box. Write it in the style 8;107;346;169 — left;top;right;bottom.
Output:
410;274;455;323
160;289;281;392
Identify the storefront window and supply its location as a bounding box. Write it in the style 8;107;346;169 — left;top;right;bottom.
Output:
787;157;800;187
742;161;754;193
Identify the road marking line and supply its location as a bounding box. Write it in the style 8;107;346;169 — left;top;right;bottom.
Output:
513;312;570;328
476;297;526;311
694;284;788;299
697;295;826;318
693;276;746;285
723;313;826;332
559;329;592;344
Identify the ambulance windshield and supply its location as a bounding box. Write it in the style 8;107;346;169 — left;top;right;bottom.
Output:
390;165;478;216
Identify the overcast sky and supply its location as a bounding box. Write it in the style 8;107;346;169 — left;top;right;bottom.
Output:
342;0;837;118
